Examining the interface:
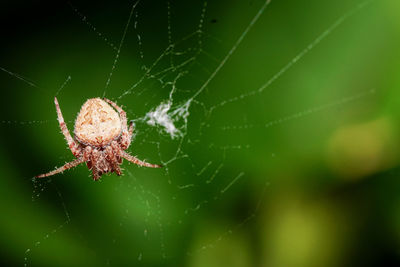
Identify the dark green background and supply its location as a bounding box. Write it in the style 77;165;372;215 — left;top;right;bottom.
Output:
1;0;400;266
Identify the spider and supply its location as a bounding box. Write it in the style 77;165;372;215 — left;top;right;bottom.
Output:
36;97;162;181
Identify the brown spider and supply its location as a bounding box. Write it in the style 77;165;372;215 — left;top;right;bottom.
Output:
36;97;162;181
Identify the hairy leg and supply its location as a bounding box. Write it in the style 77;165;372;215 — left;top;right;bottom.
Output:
54;97;81;157
83;146;93;169
111;141;122;164
36;157;85;178
121;151;162;168
91;149;100;181
106;146;121;175
119;121;134;149
128;121;134;136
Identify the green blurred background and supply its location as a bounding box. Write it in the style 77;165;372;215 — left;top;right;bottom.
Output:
1;0;400;266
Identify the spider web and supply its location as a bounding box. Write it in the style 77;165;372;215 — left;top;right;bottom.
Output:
0;0;390;265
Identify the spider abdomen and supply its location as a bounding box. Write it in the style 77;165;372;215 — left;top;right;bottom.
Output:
74;98;122;147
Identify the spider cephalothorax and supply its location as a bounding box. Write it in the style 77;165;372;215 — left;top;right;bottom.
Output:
36;97;162;181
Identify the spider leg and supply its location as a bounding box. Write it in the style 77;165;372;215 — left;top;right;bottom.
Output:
121;151;163;168
119;121;134;150
128;120;134;136
103;98;133;149
36;157;85;178
111;141;122;164
106;145;121;175
54;97;81;157
91;149;101;181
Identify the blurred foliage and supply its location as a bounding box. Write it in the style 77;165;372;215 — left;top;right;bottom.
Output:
0;0;399;266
